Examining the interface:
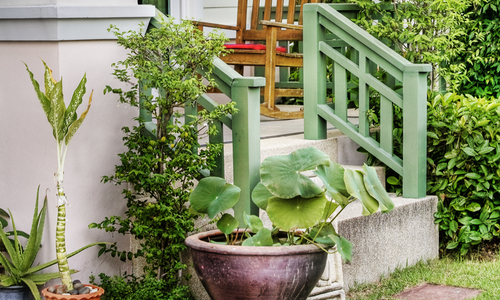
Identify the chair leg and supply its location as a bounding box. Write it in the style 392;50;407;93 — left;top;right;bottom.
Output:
264;26;278;111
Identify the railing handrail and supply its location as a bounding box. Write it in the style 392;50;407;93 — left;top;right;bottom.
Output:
143;10;265;222
304;3;430;198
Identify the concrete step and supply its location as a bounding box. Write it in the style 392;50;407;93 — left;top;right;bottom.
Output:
337;195;439;291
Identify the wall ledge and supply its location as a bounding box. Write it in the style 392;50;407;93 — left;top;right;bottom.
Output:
0;5;156;41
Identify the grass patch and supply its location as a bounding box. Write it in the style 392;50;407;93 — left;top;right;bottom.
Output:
347;257;500;299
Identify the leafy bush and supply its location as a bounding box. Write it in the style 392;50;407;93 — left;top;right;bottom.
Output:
90;16;234;293
429;93;500;255
452;0;500;98
90;273;192;300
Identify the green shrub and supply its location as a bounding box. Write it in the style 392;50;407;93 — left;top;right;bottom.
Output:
429;93;500;255
452;0;500;98
90;273;192;300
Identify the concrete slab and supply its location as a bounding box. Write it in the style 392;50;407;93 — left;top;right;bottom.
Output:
394;283;481;300
337;195;439;291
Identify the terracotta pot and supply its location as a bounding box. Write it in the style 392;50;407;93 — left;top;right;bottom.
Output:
185;229;328;300
41;284;104;300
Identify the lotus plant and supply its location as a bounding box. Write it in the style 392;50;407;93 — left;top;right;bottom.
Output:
189;147;395;261
25;61;103;291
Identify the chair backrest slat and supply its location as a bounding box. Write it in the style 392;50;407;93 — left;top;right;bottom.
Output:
237;0;248;43
287;0;296;24
263;0;272;21
275;0;284;23
250;0;260;29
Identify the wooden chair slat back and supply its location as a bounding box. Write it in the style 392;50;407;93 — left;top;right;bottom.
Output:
251;0;260;29
287;0;296;24
237;0;248;43
263;0;273;21
275;0;285;23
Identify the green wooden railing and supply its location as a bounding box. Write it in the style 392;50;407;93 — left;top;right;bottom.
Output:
303;4;432;198
142;11;264;223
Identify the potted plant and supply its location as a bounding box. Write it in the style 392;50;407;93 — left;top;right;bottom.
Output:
0;187;97;300
186;147;395;300
88;16;234;298
24;61;107;299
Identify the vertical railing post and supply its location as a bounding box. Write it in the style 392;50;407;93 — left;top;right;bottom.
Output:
231;78;261;224
304;5;327;140
402;70;428;198
209;120;225;178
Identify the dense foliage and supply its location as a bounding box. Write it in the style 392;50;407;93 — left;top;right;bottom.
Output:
90;17;234;292
430;94;500;255
90;273;191;300
452;0;500;98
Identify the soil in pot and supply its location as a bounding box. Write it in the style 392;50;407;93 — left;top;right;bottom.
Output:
186;229;328;300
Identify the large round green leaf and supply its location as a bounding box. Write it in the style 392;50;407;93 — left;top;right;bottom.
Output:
217;213;239;235
362;164;394;213
189;177;240;218
251;182;273;210
266;193;327;231
260;147;330;199
314;163;350;207
344;169;378;216
242;228;273;246
243;212;264;233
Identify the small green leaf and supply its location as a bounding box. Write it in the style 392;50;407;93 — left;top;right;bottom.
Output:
330;234;353;262
466;203;481;212
243;212;263;233
310;223;336;245
387;176;400;185
242;228;273;246
216;213;239;235
446;241;459;249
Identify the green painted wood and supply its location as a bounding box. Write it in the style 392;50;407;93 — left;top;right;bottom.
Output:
358;53;369;137
402;71;428;198
209;120;225;178
141;0;168;15
334;62;348;122
304;5;327;140
319;42;403;108
317;104;403;174
197;94;233;128
304;3;430;198
380;95;393;156
231;83;261;224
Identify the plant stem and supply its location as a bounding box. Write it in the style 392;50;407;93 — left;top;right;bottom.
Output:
56;142;72;290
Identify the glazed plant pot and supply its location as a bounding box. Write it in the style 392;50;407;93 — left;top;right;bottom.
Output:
185;230;328;300
41;285;104;300
0;285;33;300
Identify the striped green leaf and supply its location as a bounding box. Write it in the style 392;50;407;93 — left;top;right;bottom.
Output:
65;91;93;145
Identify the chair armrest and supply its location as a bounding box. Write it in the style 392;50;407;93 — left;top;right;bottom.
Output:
259;20;303;30
191;21;239;31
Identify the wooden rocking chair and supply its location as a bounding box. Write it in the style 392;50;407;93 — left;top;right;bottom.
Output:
195;0;320;119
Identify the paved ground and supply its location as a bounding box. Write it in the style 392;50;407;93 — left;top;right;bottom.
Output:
394;283;481;300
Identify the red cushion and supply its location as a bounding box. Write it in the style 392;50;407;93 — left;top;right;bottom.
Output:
224;44;286;53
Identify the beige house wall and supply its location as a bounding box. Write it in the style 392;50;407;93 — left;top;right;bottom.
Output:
0;0;155;286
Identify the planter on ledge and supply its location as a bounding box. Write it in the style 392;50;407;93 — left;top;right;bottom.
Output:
41;284;104;300
185;229;328;300
0;285;33;300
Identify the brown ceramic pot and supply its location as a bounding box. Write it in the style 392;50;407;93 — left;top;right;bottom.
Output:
185;229;328;300
41;284;104;300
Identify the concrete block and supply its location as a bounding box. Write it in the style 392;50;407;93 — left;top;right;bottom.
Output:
337;195;439;291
